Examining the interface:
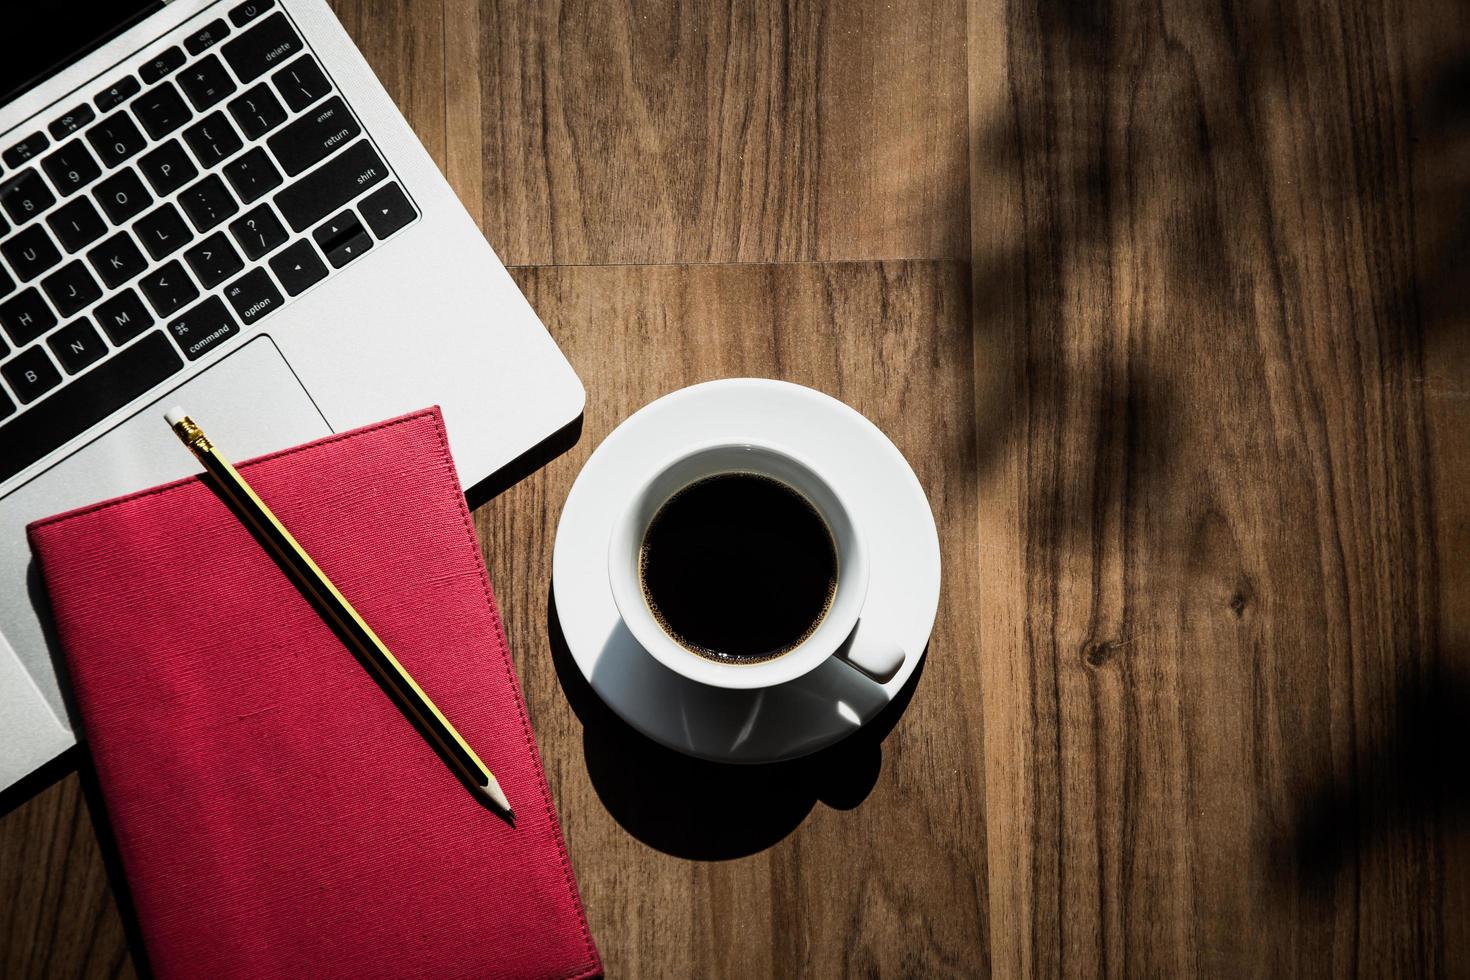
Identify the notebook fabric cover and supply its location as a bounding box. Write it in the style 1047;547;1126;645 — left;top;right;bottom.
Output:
27;408;600;980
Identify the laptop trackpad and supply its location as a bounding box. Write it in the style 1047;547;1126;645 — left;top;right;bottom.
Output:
0;337;330;723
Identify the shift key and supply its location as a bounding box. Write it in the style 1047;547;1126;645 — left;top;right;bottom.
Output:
274;139;386;231
267;96;360;175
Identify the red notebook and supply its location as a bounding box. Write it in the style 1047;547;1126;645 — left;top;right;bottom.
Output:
27;408;600;980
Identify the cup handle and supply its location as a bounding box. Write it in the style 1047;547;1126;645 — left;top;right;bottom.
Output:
832;619;905;682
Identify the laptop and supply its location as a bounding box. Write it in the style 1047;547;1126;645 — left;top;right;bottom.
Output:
0;0;584;793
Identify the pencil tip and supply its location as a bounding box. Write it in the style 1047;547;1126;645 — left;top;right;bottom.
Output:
481;777;512;814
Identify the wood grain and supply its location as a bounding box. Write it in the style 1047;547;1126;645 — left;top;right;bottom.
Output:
970;0;1470;974
3;0;1468;974
484;0;970;266
333;0;971;266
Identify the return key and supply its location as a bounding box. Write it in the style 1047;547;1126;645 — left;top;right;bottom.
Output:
267;97;359;176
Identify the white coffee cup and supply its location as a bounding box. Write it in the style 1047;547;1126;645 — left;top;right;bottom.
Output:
607;439;905;690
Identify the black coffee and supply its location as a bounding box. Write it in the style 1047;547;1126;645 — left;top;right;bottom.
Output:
639;472;838;664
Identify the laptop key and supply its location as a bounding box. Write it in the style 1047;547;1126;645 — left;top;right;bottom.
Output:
42;261;103;318
268;96;359;176
95;76;141;112
229;204;288;259
0;265;12;301
185;19;231;56
87;231;148;289
222;13;304;83
184;231;244;288
133;82;193;139
2;346;61;404
179;55;238;111
138;140;198;196
167;295;237;360
223;267;283;325
0;330;183;484
141;260;201;317
139;46;186;84
46;198;107;253
48;318;107;374
229;0;275;28
1;226;62;280
222;147;282;204
3;133;49;169
95;288;154;344
41;141;102;196
0;169;56;225
360;182;416;238
179;174;239;231
228;83;287;140
93;167;152;223
85;113;148;167
274;140;386;231
183;113;244;169
48;105;96;141
0;289;57;346
312;210;372;268
272;56;331;112
269;239;326;295
134;202;192;259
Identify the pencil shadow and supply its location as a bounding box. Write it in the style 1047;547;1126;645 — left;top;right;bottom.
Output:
547;590;924;860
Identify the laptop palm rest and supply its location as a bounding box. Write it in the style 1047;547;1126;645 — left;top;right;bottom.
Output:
0;337;330;786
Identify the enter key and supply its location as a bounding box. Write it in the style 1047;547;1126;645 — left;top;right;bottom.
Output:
267;96;360;176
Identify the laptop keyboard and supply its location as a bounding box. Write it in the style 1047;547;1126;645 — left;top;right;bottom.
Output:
0;0;419;486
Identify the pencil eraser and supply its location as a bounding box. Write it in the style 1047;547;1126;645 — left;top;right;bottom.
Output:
164;406;188;426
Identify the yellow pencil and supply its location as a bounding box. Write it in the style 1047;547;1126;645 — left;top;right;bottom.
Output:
165;407;511;815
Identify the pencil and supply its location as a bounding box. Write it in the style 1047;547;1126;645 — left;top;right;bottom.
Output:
165;407;512;815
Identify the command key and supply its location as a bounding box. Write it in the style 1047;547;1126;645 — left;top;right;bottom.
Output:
167;296;238;360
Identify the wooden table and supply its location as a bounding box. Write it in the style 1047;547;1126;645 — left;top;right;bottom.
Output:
3;0;1466;975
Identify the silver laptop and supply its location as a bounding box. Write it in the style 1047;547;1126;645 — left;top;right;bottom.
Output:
0;0;584;793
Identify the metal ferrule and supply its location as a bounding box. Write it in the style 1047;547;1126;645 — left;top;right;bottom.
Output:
170;416;214;454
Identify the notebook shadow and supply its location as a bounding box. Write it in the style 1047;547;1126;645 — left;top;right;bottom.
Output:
21;564;157;979
73;748;158;979
3;566;75;825
547;590;924;860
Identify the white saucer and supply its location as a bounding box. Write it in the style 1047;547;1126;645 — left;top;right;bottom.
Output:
551;379;940;764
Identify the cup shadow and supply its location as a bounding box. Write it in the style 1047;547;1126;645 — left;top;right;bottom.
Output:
547;588;925;860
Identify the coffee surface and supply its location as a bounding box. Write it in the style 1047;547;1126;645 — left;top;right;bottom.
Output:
639;472;837;663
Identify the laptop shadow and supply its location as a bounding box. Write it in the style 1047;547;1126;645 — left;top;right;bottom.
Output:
465;414;583;511
547;589;925;860
0;745;75;822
